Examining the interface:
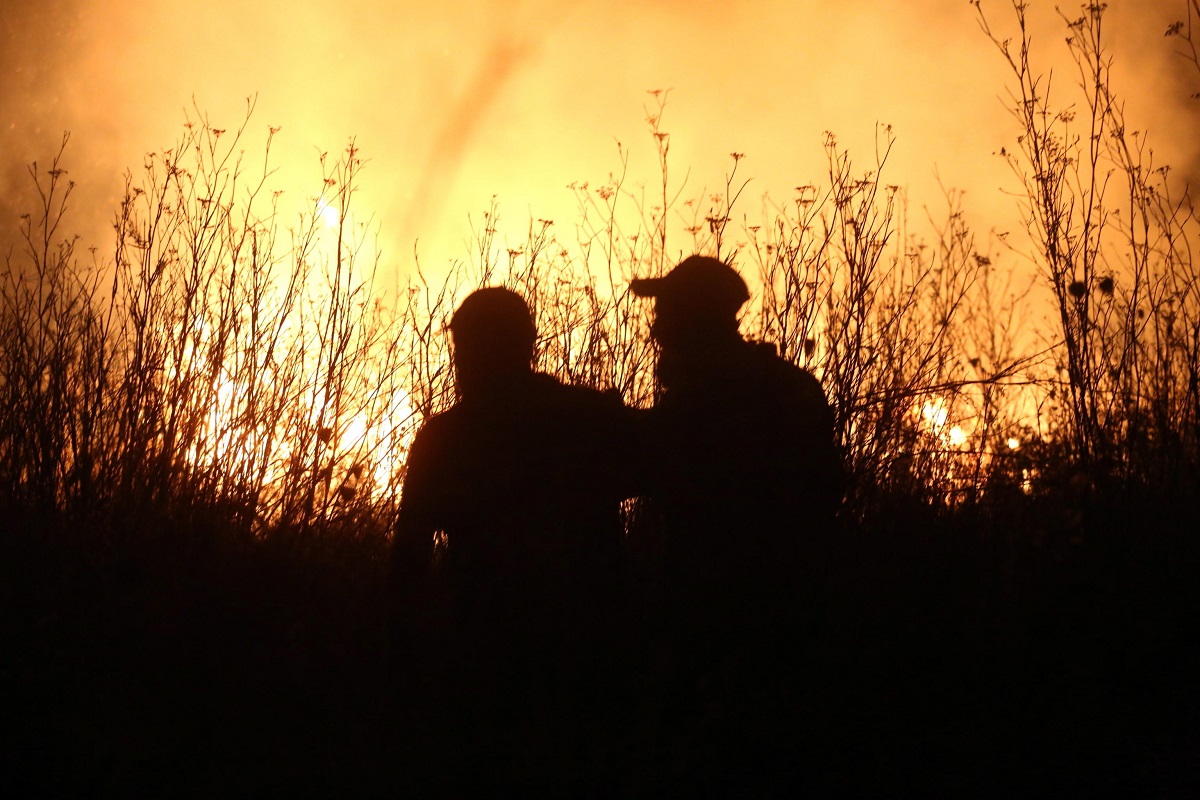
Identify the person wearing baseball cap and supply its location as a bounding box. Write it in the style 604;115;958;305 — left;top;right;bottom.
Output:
629;254;843;796
630;254;751;323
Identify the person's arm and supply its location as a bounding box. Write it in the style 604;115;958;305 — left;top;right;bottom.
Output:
389;424;441;617
791;368;845;515
600;387;645;503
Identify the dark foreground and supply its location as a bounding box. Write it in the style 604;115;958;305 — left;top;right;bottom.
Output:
3;495;1198;798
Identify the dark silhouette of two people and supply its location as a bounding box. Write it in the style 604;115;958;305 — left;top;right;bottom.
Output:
391;256;842;793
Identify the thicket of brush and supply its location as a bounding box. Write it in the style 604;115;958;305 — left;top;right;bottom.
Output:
3;2;1198;796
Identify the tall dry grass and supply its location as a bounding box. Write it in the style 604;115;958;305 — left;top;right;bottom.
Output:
2;100;422;540
2;2;1198;542
978;0;1200;497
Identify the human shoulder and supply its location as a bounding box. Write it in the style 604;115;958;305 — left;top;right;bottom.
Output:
410;403;463;440
750;341;823;390
743;343;834;434
405;402;475;471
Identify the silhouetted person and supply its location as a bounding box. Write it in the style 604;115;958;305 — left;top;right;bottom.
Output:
390;287;634;792
628;255;844;795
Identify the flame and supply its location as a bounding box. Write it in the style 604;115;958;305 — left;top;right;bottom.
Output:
172;330;417;508
153;187;412;515
920;400;949;430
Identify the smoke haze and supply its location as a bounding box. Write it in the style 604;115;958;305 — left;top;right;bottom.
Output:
2;0;1196;283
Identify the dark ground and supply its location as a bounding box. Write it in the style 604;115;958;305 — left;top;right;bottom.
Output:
3;495;1198;798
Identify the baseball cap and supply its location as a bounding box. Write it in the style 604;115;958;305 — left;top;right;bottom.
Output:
629;255;750;317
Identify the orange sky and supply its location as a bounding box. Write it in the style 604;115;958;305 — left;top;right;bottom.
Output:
3;0;1196;288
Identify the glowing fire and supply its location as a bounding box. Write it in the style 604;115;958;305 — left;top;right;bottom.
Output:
172;333;417;510
154;184;415;517
919;399;967;448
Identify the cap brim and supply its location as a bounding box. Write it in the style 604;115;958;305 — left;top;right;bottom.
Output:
629;277;664;297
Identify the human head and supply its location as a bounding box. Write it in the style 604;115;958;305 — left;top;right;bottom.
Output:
449;287;536;396
630;255;749;350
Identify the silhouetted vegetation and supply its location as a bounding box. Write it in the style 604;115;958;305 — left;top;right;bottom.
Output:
2;2;1198;795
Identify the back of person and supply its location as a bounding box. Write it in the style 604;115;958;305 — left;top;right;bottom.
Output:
643;339;840;585
629;256;843;571
407;372;629;619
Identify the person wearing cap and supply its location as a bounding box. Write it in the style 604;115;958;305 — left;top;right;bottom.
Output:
389;286;635;791
628;254;842;545
629;254;843;795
